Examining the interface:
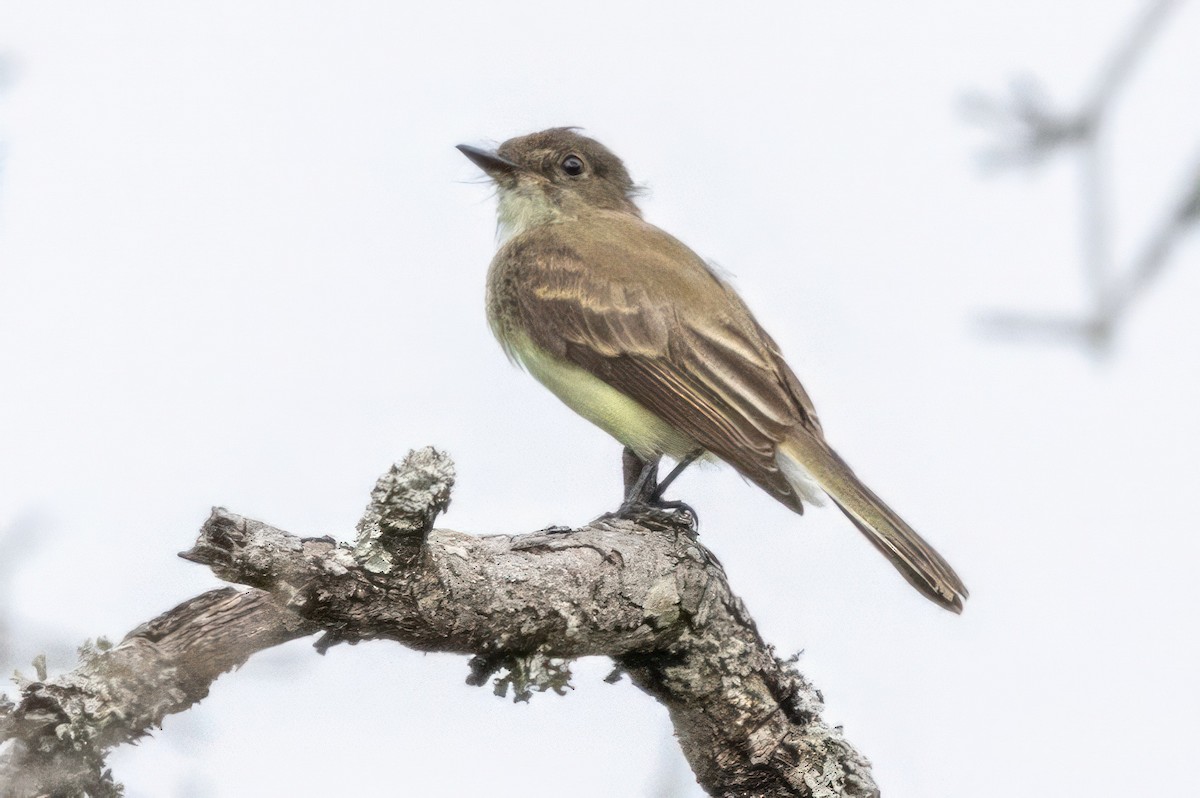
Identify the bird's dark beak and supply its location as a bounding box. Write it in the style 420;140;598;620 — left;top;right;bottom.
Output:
457;144;521;178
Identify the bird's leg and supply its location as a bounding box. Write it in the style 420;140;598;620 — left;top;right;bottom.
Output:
612;448;700;524
644;449;703;520
651;449;703;502
621;447;659;507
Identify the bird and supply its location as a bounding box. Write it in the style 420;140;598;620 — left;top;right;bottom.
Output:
458;128;967;612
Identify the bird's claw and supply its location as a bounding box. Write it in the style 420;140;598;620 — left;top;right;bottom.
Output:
606;499;698;529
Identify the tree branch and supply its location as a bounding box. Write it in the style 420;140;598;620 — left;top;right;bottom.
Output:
0;589;315;797
0;448;877;798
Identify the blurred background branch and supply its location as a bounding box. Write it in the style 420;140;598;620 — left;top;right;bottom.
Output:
0;51;15;199
0;515;75;676
963;0;1194;353
0;519;30;669
0;52;14;94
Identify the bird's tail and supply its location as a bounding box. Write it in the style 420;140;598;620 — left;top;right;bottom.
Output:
777;432;968;612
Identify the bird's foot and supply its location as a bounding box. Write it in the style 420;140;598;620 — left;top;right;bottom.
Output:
612;448;700;528
606;497;698;529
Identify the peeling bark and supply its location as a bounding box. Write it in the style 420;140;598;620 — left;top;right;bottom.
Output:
0;447;878;797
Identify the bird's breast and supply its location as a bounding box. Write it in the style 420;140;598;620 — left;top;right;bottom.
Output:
500;330;698;461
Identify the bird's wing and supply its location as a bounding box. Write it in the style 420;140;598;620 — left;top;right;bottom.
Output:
503;220;821;511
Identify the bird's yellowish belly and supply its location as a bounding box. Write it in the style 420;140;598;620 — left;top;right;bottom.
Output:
505;333;698;461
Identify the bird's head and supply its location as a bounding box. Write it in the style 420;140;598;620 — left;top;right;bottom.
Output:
458;128;641;240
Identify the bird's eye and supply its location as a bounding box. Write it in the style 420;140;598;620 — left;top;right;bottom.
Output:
561;155;585;176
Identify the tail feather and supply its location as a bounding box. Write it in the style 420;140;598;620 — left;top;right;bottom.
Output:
777;432;968;613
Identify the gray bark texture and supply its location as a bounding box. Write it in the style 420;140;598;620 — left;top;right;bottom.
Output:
0;447;879;798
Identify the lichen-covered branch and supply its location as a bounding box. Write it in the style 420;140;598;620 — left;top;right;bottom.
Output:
0;589;316;797
0;448;877;798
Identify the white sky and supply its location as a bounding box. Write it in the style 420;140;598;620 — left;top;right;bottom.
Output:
1;2;1198;796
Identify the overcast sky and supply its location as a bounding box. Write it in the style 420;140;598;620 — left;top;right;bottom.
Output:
1;2;1198;796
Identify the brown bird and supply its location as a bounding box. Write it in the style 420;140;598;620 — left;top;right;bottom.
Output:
458;128;967;612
